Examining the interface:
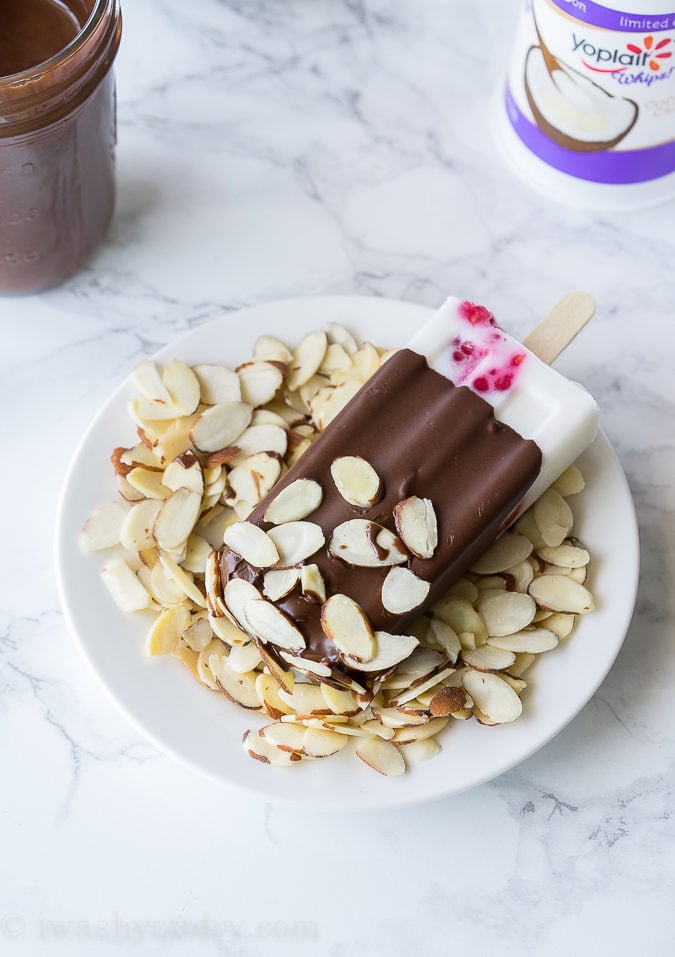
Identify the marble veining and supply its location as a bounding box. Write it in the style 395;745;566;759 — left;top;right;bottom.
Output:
1;0;674;954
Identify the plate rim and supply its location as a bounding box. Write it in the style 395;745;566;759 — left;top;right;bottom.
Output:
55;294;640;809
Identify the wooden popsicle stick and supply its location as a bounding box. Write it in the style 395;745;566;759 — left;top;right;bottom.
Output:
523;291;596;365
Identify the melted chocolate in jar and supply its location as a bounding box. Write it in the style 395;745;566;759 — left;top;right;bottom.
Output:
0;0;120;294
0;0;81;77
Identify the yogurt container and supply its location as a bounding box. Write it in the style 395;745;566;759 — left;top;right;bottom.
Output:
494;0;675;208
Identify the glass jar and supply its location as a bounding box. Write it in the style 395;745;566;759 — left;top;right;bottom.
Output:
0;0;122;294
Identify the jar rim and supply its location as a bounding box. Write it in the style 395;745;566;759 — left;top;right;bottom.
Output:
0;0;119;87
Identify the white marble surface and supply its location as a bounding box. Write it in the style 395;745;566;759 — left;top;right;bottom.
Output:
2;0;674;954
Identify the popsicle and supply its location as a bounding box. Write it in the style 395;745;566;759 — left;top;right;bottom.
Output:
213;295;598;684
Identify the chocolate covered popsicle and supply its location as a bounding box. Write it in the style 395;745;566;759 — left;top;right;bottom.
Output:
212;297;598;684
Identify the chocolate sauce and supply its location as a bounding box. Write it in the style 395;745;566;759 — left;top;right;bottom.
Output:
0;0;82;77
220;349;543;672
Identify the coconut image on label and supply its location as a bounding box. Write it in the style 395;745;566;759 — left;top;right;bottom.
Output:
524;33;638;153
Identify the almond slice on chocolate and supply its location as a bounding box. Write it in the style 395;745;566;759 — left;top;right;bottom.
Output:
278;652;332;679
263;478;323;524
223;521;279;568
341;630;419;673
381;566;430;614
328;519;408;567
300;564;326;602
189;401;253;453
266;521;325;566
263;567;301;601
321;594;376;662
222;578;262;631
243;598;306;652
330;455;383;508
393;496;438;559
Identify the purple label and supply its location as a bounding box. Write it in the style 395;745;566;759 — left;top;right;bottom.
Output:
548;0;675;32
505;86;675;182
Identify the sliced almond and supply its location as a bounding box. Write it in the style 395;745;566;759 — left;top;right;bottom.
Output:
101;559;151;613
393;496;438;559
462;670;523;724
223;522;279;568
320;684;361;716
222;578;262;630
278;682;329;715
528;575;595;614
259;721;307;753
263;567;301;601
330;455;383;508
162;452;204;496
266;521;325;565
132;360;172;402
429;685;469;716
431;596;488;646
470;532;533;574
541;612;576;640
341;631;419;673
355;736;405;776
162;358;200;415
192;363;241;404
286;330;328;390
381;566;430;615
209;657;261;709
478;591;536;637
237;360;284;407
298;563;325;603
461;645;516;673
278;652;332;679
302;727;349;758
403;737;442;761
226;452;281;509
228;424;287;465
536;543;590;568
253;334;293;363
243;729;303;766
145;602;191;656
189;401;252;454
321;594;375;662
427;617;462;664
263;478;323;525
487;628;559;653
534;489;574;547
256;642;295;694
329;519;407;567
256;672;295;719
181;616;214;653
153;489;201;550
243;599;306;652
158;553;207;608
391;716;449;744
551;464;585;497
80;501;129;551
126;467;171;501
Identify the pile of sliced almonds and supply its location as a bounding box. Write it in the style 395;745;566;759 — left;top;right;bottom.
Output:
82;323;595;777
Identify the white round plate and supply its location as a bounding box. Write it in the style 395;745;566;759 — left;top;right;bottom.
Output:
56;296;639;809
